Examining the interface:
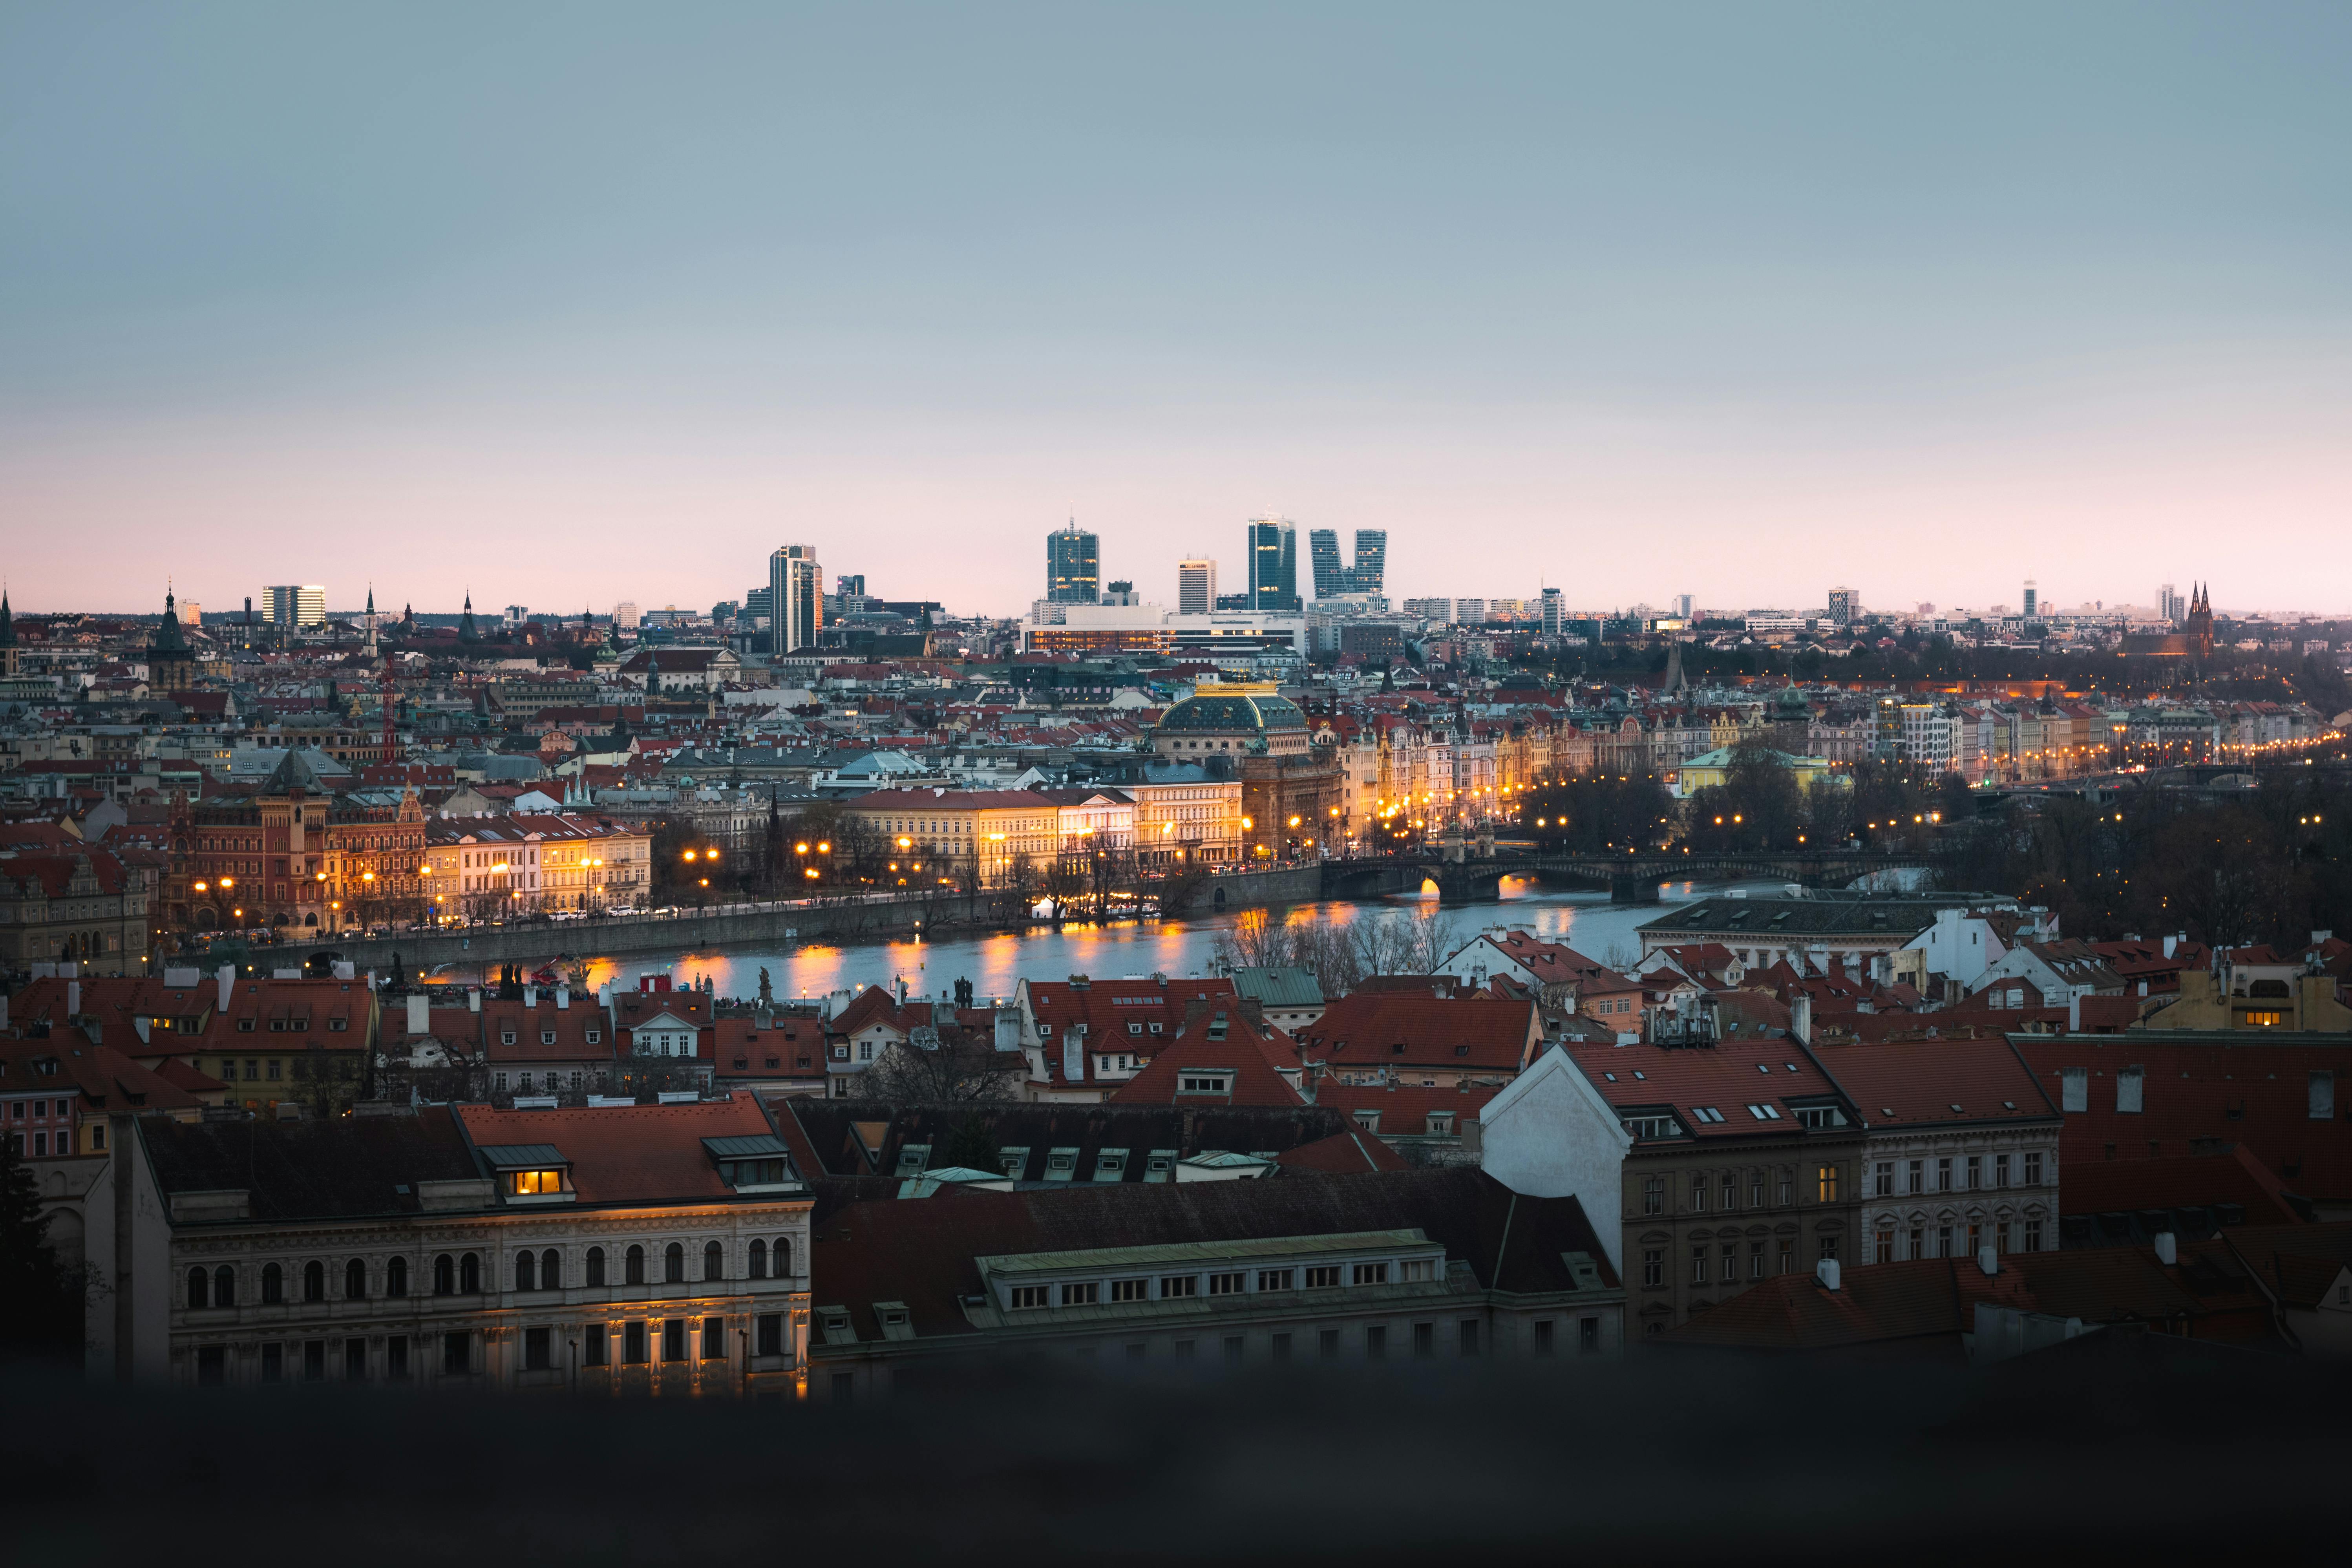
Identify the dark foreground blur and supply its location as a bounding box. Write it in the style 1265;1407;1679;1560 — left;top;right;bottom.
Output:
11;1337;2345;1564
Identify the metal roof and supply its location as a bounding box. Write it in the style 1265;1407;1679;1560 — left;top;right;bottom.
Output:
979;1227;1431;1276
474;1143;566;1168
702;1134;792;1159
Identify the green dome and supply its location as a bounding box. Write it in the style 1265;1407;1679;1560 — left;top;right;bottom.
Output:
1156;690;1307;735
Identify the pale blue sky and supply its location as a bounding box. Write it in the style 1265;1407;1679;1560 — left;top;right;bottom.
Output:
4;2;2347;616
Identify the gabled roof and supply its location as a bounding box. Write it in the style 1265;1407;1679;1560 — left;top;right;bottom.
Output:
1109;1003;1304;1107
1810;1036;2060;1128
1296;992;1540;1072
451;1091;789;1203
1562;1033;1844;1141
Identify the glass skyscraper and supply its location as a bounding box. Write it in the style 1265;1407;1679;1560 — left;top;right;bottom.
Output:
1247;516;1298;610
1349;529;1386;596
1308;528;1347;598
1046;522;1100;604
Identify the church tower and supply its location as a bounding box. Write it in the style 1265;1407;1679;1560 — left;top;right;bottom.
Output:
2186;582;2214;660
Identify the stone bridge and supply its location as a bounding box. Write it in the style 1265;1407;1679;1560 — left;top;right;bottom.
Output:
1318;850;1937;904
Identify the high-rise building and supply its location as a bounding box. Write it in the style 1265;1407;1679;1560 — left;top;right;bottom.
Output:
2160;584;2185;625
264;585;326;628
614;601;641;630
1177;558;1218;614
768;544;823;654
1046;521;1100;604
1541;587;1564;636
1673;593;1694;620
1455;599;1488;625
1308;528;1347;598
1350;530;1387;596
1827;586;1859;628
2021;580;2038;620
1247;516;1298;611
1102;580;1139;607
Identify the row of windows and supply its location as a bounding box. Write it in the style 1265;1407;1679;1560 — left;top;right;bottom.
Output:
1642;1235;1837;1288
1873;1219;2045;1261
190;1313;795;1385
1005;1317;1600;1366
184;1239;796;1310
1871;1152;2045;1196
1640;1166;1840;1215
1006;1259;1432;1310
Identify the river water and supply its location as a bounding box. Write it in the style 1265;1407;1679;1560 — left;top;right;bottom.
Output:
534;876;1782;1009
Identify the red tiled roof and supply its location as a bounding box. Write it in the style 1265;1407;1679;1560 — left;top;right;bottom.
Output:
1811;1036;2059;1128
2060;1144;2308;1226
1109;1003;1303;1107
1274;1128;1411;1173
2012;1033;2352;1203
1660;1246;2253;1352
1296;992;1541;1073
452;1091;783;1203
1562;1033;1841;1140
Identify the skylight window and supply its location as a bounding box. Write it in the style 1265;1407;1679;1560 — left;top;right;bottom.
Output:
1745;1104;1781;1120
1691;1106;1725;1123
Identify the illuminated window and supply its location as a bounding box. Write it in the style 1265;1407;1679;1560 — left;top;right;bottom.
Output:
1817;1164;1839;1202
510;1168;564;1195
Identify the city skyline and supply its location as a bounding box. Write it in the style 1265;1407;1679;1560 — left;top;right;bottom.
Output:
4;7;2348;613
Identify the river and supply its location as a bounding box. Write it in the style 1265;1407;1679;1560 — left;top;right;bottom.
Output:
516;876;1784;1008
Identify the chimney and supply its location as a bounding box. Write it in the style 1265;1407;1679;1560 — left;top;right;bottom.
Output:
1978;1246;1998;1276
1790;993;1813;1047
523;985;538;1008
1815;1258;1840;1291
556;986;570;1010
468;987;482;1013
218;963;235;1011
2154;1231;2177;1266
2161;934;2177;959
406;992;429;1037
67;980;80;1018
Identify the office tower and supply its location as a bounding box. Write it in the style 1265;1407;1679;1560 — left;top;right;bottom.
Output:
768;544;823;654
1177;558;1217;614
1046;521;1100;604
614;601;641;629
2021;580;2038;619
1827;586;1858;628
1308;528;1347;598
2160;584;2184;625
1455;598;1488;625
1403;598;1453;623
838;574;866;598
1102;579;1139;607
1673;593;1694;620
1350;529;1387;596
1247;515;1298;610
1541;587;1564;635
744;586;773;625
264;585;326;627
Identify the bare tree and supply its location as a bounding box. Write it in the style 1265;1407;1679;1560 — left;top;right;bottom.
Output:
1212;908;1369;998
862;1026;1021;1102
1350;905;1458;978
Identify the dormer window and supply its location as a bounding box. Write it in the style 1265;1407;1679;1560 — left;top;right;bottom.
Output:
584;1030;601;1044
501;1031;517;1046
510;1169;564;1195
540;1031;557;1045
1178;1073;1232;1095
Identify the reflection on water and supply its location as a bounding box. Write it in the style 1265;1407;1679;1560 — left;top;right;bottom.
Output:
547;879;1776;1007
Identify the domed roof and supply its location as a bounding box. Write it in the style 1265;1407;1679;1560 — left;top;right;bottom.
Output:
1155;687;1308;735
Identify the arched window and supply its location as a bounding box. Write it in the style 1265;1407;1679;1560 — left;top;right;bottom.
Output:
386;1256;408;1297
586;1246;607;1287
515;1250;537;1292
303;1260;325;1303
433;1254;455;1296
345;1257;367;1299
624;1245;645;1286
664;1242;685;1284
187;1266;210;1310
704;1240;724;1281
261;1261;285;1304
460;1252;481;1293
215;1265;236;1306
747;1239;767;1279
541;1248;561;1290
773;1237;792;1278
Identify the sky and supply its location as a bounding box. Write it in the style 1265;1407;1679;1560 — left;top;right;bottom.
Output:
4;2;2349;620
